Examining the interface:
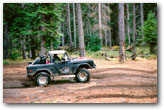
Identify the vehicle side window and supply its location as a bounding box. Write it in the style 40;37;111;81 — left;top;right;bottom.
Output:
32;57;40;65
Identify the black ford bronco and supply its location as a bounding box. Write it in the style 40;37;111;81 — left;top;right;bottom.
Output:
26;50;96;86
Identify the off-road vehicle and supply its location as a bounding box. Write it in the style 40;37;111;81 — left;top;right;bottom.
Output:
26;50;96;86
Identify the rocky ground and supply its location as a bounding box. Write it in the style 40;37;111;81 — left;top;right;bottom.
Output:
3;58;157;103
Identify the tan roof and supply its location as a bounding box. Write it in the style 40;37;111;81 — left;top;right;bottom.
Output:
48;50;66;55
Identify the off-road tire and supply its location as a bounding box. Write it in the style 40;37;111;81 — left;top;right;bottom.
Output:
35;72;50;87
75;68;90;83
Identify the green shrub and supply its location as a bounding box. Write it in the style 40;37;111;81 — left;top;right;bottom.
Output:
9;52;20;60
85;34;101;52
3;60;9;64
138;11;157;54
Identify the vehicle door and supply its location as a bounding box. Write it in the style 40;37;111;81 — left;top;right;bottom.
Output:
53;54;71;75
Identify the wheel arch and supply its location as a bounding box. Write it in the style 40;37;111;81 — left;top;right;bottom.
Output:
74;63;91;74
34;69;52;77
79;63;91;69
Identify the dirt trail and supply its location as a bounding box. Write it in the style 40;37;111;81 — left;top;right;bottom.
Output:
3;59;157;103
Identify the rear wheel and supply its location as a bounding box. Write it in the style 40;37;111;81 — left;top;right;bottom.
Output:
75;68;90;83
35;72;50;87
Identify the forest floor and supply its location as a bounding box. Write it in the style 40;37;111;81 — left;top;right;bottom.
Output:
3;58;158;103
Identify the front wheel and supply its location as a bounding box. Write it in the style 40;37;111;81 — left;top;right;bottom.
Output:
75;68;90;83
35;72;50;87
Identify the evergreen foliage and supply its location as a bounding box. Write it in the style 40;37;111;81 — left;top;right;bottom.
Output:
3;3;157;60
85;34;101;52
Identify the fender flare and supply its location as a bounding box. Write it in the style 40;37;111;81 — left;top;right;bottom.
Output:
34;68;53;77
73;63;92;74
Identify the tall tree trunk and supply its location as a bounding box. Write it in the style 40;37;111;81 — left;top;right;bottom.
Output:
98;3;103;46
132;4;136;59
21;36;27;59
61;23;65;47
87;8;91;35
39;26;46;56
88;4;92;35
30;36;36;59
108;4;112;48
67;3;73;47
85;19;89;35
140;3;144;39
28;49;32;58
23;38;27;59
104;30;107;48
62;36;65;47
108;30;112;48
21;3;26;59
73;3;77;48
3;24;9;59
118;3;126;63
50;40;53;51
9;37;13;58
40;36;46;56
126;4;131;45
77;3;85;57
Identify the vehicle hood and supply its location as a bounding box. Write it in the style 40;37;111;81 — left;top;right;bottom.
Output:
70;57;93;63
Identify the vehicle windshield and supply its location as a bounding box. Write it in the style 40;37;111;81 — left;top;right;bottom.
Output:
32;57;40;65
32;56;47;64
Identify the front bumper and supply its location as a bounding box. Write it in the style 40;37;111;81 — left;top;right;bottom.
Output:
26;68;36;80
26;74;34;80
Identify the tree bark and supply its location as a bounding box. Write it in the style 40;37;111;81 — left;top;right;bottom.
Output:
118;3;126;63
73;3;77;48
40;36;46;56
67;3;73;47
9;37;13;58
39;26;46;56
21;3;27;59
28;49;32;58
3;24;9;59
30;36;36;59
98;3;103;46
108;30;112;48
50;40;53;51
104;30;107;48
140;3;144;39
77;3;85;57
126;4;131;45
108;4;112;48
61;23;65;47
21;36;27;59
88;4;92;35
132;4;136;59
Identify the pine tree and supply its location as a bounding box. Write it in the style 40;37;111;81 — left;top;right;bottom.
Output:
67;4;73;47
118;3;126;63
77;3;85;57
140;3;144;39
126;4;131;45
73;3;77;48
98;3;103;46
132;4;136;60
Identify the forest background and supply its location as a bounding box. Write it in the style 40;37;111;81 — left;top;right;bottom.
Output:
3;3;157;63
